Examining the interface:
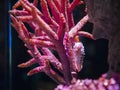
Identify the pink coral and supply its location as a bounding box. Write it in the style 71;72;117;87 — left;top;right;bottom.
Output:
9;0;94;85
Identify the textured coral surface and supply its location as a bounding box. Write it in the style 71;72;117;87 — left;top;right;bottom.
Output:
55;74;119;90
10;0;93;85
9;0;120;90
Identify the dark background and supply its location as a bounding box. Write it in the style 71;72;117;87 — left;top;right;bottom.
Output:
0;0;109;90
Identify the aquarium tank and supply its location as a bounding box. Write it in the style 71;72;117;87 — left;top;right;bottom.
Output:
0;0;120;90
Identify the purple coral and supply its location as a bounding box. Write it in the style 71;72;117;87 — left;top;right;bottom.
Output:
55;74;119;90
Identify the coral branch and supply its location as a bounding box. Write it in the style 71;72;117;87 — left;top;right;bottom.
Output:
77;31;94;40
67;7;75;29
27;66;44;76
20;0;32;12
64;33;79;74
27;39;55;48
53;0;61;12
69;0;83;13
12;0;21;9
41;48;62;71
20;0;43;17
60;0;66;14
69;15;89;38
47;0;60;23
41;0;59;28
33;0;38;7
55;41;72;84
9;10;29;16
57;14;66;40
32;36;51;41
18;58;36;68
30;4;58;40
16;15;33;22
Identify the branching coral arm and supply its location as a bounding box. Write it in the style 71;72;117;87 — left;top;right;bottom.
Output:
18;58;36;68
60;0;66;14
68;0;84;13
27;62;65;84
25;45;65;84
9;10;29;16
11;12;65;84
45;68;66;84
67;2;75;29
41;48;62;71
57;14;66;40
20;0;43;17
47;0;60;23
27;66;45;76
16;15;33;22
77;31;94;40
33;0;38;7
54;40;72;84
12;0;21;9
32;36;51;41
69;15;89;38
10;16;30;42
53;0;61;12
41;0;59;29
27;39;55;48
63;33;79;74
30;4;58;40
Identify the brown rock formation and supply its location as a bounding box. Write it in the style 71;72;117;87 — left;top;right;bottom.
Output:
85;0;120;78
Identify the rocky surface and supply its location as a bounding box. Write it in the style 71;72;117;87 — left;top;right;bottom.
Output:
85;0;120;77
